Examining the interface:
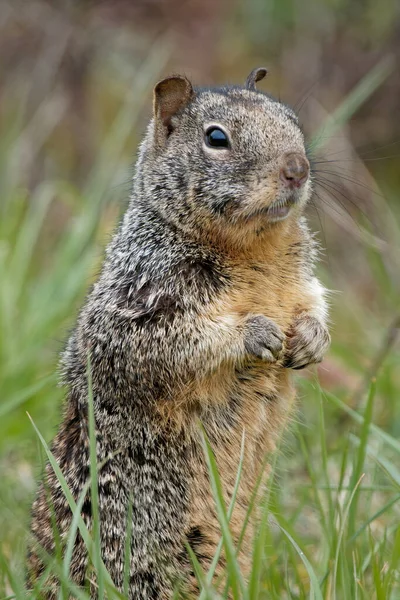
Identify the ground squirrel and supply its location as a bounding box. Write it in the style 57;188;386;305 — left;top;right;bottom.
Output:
28;68;330;598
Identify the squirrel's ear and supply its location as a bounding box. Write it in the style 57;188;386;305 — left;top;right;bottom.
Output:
153;75;194;139
245;67;268;91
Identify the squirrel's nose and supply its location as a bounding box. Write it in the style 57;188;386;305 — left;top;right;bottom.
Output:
280;153;310;189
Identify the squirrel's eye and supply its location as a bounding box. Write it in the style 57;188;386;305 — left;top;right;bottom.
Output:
205;126;230;149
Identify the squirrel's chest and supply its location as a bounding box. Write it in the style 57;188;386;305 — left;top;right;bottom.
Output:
228;262;302;331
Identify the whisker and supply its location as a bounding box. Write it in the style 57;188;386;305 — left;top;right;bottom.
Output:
311;163;369;182
357;140;400;157
309;139;400;161
360;154;400;162
312;169;385;201
312;154;400;164
313;191;369;246
307;195;330;267
309;146;353;160
314;177;374;226
313;181;386;250
313;190;360;235
293;77;323;115
314;179;360;223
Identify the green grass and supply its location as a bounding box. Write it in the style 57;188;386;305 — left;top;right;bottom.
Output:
0;37;400;599
6;377;400;599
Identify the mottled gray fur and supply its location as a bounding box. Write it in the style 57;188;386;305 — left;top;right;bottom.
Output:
28;71;330;598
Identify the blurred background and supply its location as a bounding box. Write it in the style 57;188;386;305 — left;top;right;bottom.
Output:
0;0;399;596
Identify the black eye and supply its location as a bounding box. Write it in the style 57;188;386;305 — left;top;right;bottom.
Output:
205;126;230;148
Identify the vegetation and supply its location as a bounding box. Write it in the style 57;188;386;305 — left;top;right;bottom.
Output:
0;1;399;597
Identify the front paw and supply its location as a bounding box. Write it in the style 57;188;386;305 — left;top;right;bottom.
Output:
244;315;285;363
283;314;330;370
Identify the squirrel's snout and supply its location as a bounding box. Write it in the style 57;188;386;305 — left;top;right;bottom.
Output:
280;153;310;189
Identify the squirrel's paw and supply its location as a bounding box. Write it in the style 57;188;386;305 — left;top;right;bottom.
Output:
244;314;285;362
283;314;330;370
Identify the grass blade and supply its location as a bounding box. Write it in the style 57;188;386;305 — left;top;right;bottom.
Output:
348;381;376;538
311;56;394;151
276;521;324;600
86;356;105;600
201;427;247;600
27;413;115;590
199;430;246;600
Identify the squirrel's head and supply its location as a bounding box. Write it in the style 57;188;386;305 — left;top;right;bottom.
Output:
136;68;311;246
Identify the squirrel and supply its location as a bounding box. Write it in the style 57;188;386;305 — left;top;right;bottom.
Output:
27;68;330;598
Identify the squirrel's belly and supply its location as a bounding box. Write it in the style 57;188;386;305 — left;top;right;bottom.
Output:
188;365;295;584
229;363;294;458
199;361;294;484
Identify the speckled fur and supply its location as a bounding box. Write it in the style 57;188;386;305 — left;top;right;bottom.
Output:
28;72;330;598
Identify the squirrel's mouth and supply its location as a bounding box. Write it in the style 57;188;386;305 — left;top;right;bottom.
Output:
266;197;295;221
249;194;299;222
